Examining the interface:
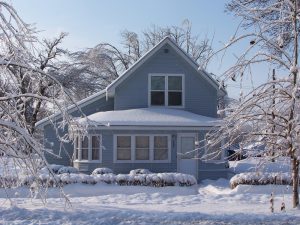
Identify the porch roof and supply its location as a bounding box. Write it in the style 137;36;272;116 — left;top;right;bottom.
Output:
77;108;220;127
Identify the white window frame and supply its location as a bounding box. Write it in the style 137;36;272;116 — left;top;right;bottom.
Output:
148;73;185;108
204;138;225;162
74;135;102;163
113;134;171;163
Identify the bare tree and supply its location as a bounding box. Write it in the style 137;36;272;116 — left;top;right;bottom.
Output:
0;1;75;201
66;19;213;100
207;0;300;208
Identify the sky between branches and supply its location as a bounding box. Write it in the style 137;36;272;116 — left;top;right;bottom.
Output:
11;0;272;99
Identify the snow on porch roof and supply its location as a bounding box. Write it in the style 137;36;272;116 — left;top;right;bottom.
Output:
77;108;220;127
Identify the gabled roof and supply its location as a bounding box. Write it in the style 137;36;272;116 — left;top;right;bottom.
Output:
37;36;226;128
106;36;226;98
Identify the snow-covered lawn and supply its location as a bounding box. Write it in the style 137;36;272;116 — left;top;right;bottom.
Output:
0;179;300;224
0;157;299;224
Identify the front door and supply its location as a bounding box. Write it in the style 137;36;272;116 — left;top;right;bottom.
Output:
177;133;198;179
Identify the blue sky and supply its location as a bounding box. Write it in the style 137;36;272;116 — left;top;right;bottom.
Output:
11;0;269;98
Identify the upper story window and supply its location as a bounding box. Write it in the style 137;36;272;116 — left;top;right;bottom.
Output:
149;74;184;107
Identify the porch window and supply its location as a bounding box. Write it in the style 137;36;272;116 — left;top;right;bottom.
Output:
81;136;89;160
114;135;170;162
150;74;183;107
117;136;131;160
74;136;79;160
74;135;101;162
154;136;168;160
92;136;100;160
135;136;150;160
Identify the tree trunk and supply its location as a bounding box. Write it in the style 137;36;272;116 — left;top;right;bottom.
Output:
292;156;299;208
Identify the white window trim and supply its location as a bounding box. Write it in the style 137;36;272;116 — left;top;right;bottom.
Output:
204;138;225;162
113;134;171;163
148;73;185;108
74;135;102;163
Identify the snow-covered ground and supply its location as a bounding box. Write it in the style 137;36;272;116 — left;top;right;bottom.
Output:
0;158;299;224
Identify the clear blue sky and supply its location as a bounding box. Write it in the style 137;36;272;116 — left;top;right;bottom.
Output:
11;0;269;98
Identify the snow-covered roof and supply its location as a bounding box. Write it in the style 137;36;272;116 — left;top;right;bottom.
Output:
77;108;220;127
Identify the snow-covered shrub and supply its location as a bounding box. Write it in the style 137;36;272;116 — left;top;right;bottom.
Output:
116;174;133;185
129;169;152;175
57;166;79;174
93;173;116;184
91;168;114;175
230;172;300;189
39;164;64;174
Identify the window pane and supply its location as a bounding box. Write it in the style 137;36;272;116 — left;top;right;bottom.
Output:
168;92;182;106
75;148;78;160
92;136;100;160
135;136;149;160
151;91;165;105
151;76;165;90
154;136;168;148
82;136;88;148
136;136;149;148
154;136;169;160
117;148;131;160
81;149;88;160
154;148;168;160
136;148;149;160
92;148;99;160
117;136;131;148
92;136;100;148
168;76;182;90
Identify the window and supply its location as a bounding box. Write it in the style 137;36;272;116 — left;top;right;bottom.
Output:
74;135;101;162
135;136;150;160
117;136;131;160
81;136;89;160
149;74;183;107
92;136;100;160
151;76;165;105
115;135;170;162
74;136;79;160
154;136;168;160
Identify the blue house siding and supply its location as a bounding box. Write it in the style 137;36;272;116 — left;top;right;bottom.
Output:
72;129;229;181
74;129;178;174
43;96;114;165
114;43;218;117
39;37;229;181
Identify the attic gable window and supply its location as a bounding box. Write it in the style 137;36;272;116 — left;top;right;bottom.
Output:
149;74;184;107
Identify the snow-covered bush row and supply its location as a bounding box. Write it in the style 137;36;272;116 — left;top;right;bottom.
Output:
0;172;197;188
40;164;64;174
57;166;79;174
129;169;152;175
230;172;300;189
92;168;114;175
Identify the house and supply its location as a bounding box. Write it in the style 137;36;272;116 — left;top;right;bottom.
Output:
37;36;229;181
